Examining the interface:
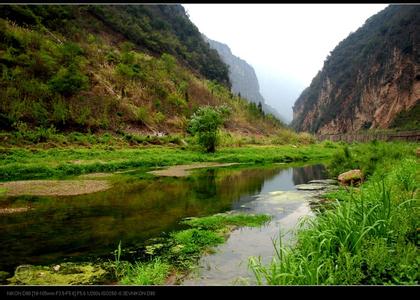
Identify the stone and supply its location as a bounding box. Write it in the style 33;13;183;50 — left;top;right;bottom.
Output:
295;184;327;191
338;169;363;186
308;179;338;185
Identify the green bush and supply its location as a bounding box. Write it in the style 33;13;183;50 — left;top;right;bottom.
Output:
48;64;89;96
51;97;68;125
187;106;227;153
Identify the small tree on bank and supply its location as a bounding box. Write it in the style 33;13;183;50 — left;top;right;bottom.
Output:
188;106;230;153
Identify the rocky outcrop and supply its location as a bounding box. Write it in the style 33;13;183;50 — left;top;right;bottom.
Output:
291;5;420;134
204;36;284;121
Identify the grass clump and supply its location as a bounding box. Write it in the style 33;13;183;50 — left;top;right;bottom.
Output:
119;258;171;285
170;228;225;256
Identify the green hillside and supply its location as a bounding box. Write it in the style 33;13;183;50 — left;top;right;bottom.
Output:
0;5;286;144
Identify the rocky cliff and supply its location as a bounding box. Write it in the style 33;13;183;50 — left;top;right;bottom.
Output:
291;5;420;134
205;36;284;121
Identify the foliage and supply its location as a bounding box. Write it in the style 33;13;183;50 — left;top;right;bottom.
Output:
389;102;420;130
188;106;229;153
87;5;230;87
327;141;414;178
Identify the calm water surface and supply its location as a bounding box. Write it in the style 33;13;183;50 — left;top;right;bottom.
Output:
0;164;327;275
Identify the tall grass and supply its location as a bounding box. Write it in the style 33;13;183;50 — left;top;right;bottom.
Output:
249;142;419;285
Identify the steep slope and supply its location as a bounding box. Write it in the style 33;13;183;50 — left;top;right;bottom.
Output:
291;5;420;134
205;36;285;122
0;5;283;137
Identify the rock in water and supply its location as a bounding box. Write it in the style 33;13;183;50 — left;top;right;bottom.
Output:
338;169;363;186
295;184;327;191
308;179;338;185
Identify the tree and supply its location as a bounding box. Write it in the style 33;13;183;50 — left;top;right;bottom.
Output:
258;102;263;113
188;106;228;153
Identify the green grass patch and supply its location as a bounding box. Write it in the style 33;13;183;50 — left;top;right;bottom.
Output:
0;144;336;181
182;213;271;231
170;228;225;256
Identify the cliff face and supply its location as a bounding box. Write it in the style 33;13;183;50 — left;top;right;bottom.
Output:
205;36;284;121
291;5;420;134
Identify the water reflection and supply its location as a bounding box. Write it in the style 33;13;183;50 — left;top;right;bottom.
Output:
0;164;326;272
292;164;327;185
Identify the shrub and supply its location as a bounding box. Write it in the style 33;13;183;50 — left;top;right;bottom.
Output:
48;64;89;96
188;106;226;153
271;130;298;145
51;97;68;125
135;107;150;125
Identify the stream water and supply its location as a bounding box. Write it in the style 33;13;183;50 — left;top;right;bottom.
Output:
0;163;327;280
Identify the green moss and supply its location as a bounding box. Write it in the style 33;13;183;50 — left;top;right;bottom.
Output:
8;263;109;285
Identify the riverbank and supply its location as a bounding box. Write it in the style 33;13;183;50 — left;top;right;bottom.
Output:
0;143;336;182
250;141;419;285
6;213;272;285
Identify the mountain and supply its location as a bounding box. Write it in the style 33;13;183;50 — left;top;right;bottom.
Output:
204;36;285;122
0;5;284;136
291;5;420;134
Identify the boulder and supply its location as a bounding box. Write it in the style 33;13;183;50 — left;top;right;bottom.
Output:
338;169;363;186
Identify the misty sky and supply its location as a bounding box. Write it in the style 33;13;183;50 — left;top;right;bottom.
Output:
183;4;388;122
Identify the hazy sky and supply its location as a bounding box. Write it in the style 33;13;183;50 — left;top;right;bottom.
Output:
183;4;388;122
